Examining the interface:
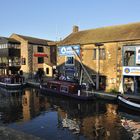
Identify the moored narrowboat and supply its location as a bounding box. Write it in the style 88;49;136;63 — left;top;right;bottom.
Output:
40;80;95;100
0;75;26;89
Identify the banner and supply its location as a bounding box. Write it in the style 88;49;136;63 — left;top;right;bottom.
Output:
123;66;140;76
58;45;80;56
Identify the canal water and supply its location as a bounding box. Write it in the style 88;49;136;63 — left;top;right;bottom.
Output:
0;88;139;140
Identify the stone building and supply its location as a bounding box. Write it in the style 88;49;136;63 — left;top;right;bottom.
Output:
10;34;56;79
58;22;140;93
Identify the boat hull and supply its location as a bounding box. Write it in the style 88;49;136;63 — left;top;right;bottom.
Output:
117;95;140;112
40;86;95;101
0;82;26;90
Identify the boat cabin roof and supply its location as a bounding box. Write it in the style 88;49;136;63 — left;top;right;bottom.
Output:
47;80;78;86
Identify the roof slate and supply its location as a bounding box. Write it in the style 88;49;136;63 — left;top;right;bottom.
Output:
14;34;52;46
60;22;140;45
0;37;20;44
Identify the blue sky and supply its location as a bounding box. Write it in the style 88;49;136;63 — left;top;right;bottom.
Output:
0;0;140;40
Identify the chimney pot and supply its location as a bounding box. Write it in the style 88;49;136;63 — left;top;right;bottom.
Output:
73;25;79;33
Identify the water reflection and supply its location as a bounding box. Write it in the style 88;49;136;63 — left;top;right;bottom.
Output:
119;112;140;140
22;89;40;121
0;88;139;140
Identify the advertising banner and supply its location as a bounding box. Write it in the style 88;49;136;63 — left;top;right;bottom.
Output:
123;66;140;76
58;45;80;56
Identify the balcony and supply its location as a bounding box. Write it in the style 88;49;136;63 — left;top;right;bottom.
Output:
9;62;21;67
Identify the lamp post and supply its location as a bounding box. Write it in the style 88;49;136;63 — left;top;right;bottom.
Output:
95;43;104;90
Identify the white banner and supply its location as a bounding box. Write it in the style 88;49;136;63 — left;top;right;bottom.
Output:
123;66;140;76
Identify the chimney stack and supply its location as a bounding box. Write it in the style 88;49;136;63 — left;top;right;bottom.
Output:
73;25;79;33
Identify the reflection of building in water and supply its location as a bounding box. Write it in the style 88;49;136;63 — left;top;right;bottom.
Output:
0;89;23;123
22;88;40;121
45;96;128;139
57;108;80;134
120;113;140;140
81;104;121;140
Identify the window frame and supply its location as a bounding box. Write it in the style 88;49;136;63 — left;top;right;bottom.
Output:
65;56;75;66
37;46;44;53
93;49;96;60
21;58;26;65
99;48;106;60
38;57;44;64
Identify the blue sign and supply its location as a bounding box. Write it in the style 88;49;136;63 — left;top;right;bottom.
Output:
58;45;80;56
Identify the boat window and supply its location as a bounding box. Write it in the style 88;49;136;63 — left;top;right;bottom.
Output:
50;85;57;90
60;86;68;93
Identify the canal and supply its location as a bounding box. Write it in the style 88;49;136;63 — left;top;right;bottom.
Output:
0;87;139;140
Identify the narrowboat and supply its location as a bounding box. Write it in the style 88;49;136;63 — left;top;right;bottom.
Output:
117;95;140;112
40;80;95;100
0;75;26;89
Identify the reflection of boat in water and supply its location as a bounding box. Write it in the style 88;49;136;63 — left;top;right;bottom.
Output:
0;75;26;90
0;87;22;94
117;95;140;112
40;80;95;100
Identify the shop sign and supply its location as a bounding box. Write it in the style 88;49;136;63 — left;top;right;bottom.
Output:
136;47;140;64
123;66;140;76
58;45;80;56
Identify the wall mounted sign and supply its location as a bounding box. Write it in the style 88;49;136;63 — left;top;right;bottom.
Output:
58;45;80;56
123;66;140;76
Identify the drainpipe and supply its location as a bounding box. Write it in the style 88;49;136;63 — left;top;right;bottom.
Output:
95;43;103;90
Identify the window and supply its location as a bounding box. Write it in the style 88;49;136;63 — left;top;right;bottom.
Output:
38;46;44;52
38;57;44;63
124;51;135;66
46;68;49;74
93;49;96;59
99;48;105;60
93;48;105;60
65;56;74;65
21;58;26;65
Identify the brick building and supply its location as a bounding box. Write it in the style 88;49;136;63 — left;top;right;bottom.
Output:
10;34;56;79
58;22;140;93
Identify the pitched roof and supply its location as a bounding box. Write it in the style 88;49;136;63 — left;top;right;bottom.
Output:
14;34;52;46
0;37;20;44
60;22;140;45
